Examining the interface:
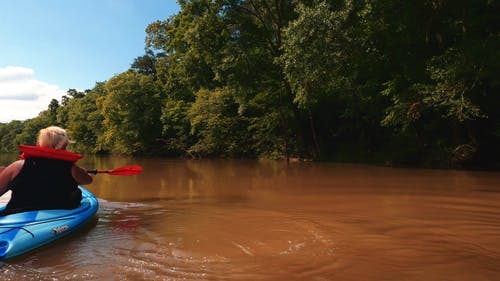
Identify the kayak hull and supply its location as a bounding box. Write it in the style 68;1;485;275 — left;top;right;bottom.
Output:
0;187;98;260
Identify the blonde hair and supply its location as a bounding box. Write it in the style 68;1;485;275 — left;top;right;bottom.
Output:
37;126;73;149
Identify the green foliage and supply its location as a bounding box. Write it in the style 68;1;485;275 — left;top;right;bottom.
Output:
99;71;162;155
145;0;226;100
281;0;393;160
0;0;498;168
188;87;250;157
130;50;157;79
418;48;486;122
0;121;23;153
246;89;293;158
281;1;349;109
14;117;49;146
59;86;105;153
160;97;193;156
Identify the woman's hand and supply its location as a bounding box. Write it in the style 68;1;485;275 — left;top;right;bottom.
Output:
71;165;94;185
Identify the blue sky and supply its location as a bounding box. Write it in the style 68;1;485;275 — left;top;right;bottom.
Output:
0;0;179;122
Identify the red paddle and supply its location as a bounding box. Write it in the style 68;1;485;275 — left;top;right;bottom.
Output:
87;165;142;176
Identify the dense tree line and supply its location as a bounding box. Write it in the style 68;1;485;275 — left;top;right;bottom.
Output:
1;0;499;168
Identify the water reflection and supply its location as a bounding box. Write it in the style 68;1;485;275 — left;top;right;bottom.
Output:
1;157;500;280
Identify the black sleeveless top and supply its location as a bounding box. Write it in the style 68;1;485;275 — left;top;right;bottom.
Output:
4;157;82;214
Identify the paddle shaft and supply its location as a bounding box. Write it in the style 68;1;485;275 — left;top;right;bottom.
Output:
87;169;109;174
86;165;142;176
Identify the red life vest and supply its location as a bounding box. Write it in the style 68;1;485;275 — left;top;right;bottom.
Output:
19;145;83;163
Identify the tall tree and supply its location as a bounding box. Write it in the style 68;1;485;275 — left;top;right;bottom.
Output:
98;71;162;154
145;0;234;155
380;0;500;165
188;87;250;157
59;83;106;153
130;49;158;79
218;0;308;159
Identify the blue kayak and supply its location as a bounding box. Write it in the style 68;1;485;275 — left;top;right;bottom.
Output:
0;187;98;260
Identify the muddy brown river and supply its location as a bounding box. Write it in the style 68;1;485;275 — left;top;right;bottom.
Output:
1;156;499;280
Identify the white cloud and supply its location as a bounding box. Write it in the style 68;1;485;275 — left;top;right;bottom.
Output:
0;66;66;123
0;66;34;82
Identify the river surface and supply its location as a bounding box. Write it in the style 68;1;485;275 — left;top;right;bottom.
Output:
1;156;500;280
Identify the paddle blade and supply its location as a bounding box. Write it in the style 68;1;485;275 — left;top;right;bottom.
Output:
107;165;142;176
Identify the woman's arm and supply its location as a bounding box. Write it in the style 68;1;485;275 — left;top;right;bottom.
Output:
0;161;23;196
71;165;93;185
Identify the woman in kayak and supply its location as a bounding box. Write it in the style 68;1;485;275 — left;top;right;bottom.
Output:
0;126;93;215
